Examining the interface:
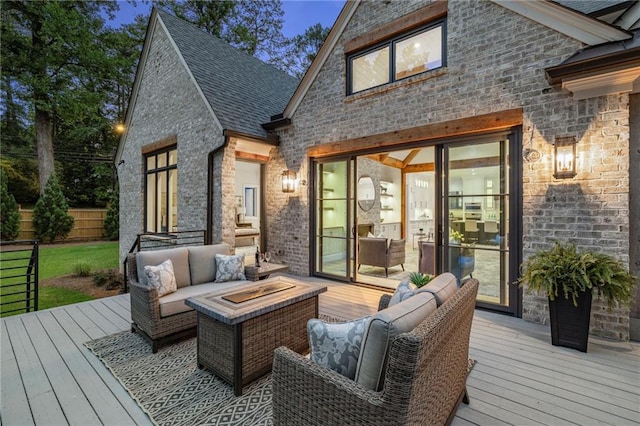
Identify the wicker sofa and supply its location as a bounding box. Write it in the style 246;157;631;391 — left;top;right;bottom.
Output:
272;274;479;426
357;237;406;277
127;243;252;352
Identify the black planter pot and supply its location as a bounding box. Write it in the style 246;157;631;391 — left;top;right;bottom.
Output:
548;291;592;352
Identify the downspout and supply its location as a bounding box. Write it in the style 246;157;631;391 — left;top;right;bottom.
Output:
206;133;230;244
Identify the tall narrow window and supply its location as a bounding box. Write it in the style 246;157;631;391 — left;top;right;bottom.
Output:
145;147;178;233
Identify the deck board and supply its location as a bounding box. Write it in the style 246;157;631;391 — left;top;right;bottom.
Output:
1;278;639;426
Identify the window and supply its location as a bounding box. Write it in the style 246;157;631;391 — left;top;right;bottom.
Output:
145;147;177;233
348;21;445;94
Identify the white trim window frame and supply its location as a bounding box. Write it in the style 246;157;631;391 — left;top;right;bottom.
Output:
347;20;446;95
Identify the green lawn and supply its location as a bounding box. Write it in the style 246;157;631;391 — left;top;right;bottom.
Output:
1;241;119;317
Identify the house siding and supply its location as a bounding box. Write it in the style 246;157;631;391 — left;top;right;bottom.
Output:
118;23;223;264
272;0;631;339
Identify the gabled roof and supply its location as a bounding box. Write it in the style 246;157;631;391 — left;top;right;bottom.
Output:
275;0;633;124
155;9;299;139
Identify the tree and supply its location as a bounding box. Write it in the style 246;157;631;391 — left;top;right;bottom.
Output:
0;168;22;241
1;1;119;194
282;23;330;78
103;186;119;240
32;174;74;243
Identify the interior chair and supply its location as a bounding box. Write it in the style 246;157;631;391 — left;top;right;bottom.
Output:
464;220;479;242
418;241;436;275
358;237;406;277
483;220;499;244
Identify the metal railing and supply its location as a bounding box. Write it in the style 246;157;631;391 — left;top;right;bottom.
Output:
122;230;206;292
1;240;39;316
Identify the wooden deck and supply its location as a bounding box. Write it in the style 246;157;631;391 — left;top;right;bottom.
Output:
2;278;639;425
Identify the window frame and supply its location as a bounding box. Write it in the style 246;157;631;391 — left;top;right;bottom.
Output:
346;19;447;95
144;146;178;234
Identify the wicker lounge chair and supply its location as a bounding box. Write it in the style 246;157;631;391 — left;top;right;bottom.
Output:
272;278;479;425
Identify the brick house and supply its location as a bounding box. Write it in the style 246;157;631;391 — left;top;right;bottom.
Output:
117;1;640;340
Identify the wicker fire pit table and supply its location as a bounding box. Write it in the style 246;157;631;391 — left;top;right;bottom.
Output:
185;276;327;396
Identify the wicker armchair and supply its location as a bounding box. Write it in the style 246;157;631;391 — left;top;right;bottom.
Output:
127;253;197;353
357;237;406;277
272;279;479;426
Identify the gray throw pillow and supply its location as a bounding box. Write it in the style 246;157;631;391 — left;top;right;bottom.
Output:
308;316;370;380
214;254;246;282
388;279;417;307
143;259;177;297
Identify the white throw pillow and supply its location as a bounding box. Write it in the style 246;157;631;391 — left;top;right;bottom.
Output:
307;316;370;380
214;254;246;282
143;259;177;297
367;232;375;238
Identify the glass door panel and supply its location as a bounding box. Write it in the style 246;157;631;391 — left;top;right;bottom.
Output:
442;140;511;309
314;160;353;280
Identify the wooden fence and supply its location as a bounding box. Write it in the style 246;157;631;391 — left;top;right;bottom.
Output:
17;209;108;242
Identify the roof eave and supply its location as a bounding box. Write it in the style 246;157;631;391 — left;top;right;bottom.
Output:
490;0;632;45
545;47;640;84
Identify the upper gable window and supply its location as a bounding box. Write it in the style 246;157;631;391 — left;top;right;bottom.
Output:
348;21;445;95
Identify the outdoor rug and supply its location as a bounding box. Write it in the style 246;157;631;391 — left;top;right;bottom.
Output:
85;321;476;426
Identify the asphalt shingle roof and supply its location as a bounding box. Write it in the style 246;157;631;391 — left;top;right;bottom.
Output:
553;0;631;15
157;9;299;139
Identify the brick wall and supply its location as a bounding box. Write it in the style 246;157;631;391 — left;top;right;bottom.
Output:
270;0;631;339
118;23;223;265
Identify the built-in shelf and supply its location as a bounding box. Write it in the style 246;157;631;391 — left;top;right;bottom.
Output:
380;208;393;211
380;193;393;197
323;188;334;192
323;207;335;211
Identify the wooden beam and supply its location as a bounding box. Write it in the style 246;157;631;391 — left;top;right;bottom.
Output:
141;134;177;155
403;163;435;173
381;157;404;169
344;1;448;54
235;151;270;163
307;109;522;158
402;149;421;168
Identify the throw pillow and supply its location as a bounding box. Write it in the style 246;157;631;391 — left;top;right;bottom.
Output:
307;316;370;380
214;253;246;282
367;231;375;238
143;259;177;297
388;279;417;307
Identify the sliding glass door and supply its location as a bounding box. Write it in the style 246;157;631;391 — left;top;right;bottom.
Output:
313;159;355;281
441;136;519;313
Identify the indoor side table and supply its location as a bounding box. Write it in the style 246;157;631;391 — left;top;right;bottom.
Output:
185;277;327;396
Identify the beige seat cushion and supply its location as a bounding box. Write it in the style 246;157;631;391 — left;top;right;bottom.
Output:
159;280;252;317
355;291;437;391
137;247;191;288
417;272;457;306
187;244;230;285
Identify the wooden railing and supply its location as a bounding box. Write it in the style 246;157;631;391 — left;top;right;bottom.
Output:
122;230;206;292
0;240;39;317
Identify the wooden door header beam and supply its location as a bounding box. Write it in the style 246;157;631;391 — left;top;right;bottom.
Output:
307;108;522;158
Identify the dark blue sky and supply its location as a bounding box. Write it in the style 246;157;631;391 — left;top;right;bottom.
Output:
110;1;345;37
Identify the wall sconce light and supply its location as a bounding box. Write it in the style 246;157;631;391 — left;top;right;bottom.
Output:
553;136;577;179
282;170;296;193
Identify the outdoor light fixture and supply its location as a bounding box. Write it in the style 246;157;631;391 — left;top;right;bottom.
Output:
282;170;296;193
553;136;577;179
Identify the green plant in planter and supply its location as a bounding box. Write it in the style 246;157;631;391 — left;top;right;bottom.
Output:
449;228;464;244
409;272;434;288
518;241;636;308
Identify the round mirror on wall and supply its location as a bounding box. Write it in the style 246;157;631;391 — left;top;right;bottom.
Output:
357;176;376;211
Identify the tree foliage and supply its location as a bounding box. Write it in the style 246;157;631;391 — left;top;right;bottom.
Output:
32;174;74;243
104;186;119;240
1;168;22;241
283;23;330;78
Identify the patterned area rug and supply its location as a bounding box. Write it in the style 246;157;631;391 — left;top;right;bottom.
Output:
85;331;273;426
85;319;476;426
